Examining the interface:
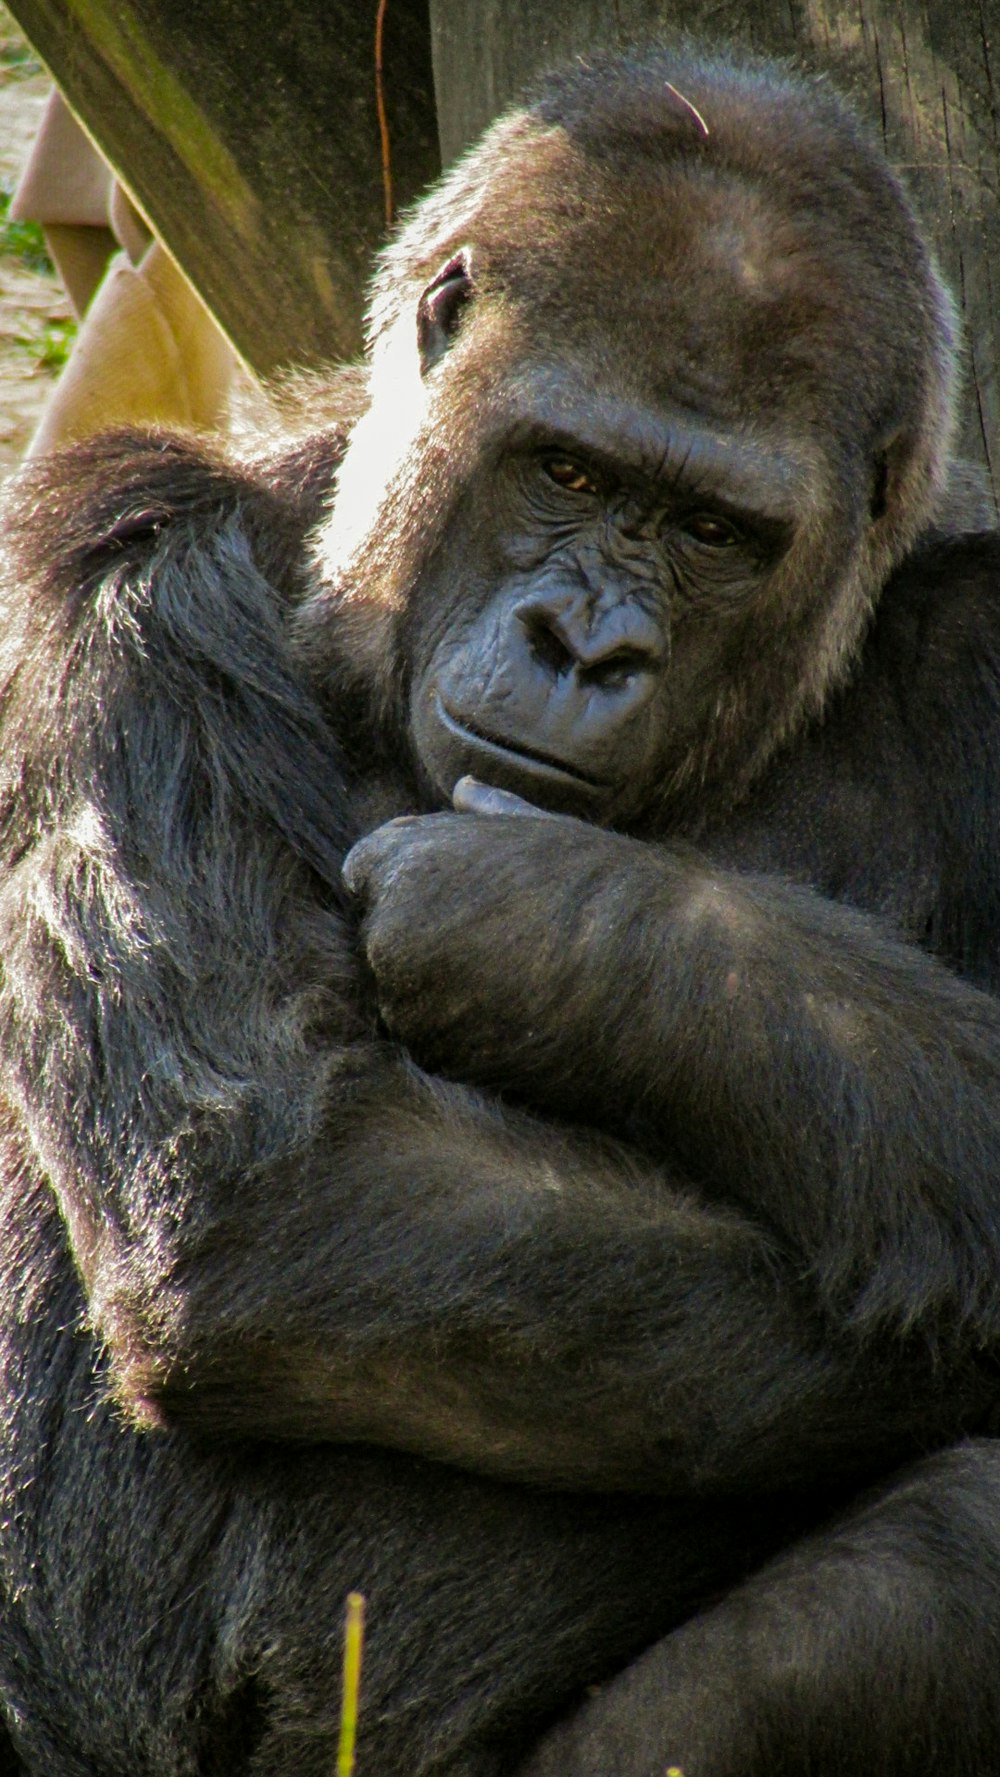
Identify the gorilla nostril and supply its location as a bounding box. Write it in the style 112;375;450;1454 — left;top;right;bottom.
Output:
521;610;577;677
517;593;666;688
579;649;650;691
520;608;657;690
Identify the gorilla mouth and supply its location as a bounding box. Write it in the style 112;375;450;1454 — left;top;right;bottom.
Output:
437;699;608;793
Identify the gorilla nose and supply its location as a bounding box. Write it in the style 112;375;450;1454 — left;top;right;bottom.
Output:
515;593;666;690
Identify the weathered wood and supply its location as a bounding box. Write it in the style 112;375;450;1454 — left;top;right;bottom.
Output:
430;0;1000;510
7;0;997;496
6;0;439;374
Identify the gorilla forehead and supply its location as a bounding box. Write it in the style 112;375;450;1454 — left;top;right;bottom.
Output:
375;46;949;447
486;181;847;417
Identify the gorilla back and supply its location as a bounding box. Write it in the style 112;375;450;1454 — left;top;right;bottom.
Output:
3;40;1000;1777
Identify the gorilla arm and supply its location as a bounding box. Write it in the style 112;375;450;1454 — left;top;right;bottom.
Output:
345;661;1000;1364
0;435;988;1495
348;525;1000;1357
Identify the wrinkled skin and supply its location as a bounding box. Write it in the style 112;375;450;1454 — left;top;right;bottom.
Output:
404;427;788;822
3;41;1000;1777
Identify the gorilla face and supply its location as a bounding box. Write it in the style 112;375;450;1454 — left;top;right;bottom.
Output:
397;207;851;825
407;379;800;822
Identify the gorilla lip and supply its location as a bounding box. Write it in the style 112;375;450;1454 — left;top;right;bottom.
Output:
436;696;608;793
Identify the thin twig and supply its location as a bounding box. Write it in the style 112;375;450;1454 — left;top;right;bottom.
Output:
375;0;394;228
663;80;710;138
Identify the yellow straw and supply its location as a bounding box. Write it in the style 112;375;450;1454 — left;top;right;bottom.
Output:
336;1592;366;1777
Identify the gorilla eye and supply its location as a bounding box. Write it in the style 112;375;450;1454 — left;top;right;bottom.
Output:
544;459;601;497
681;512;743;547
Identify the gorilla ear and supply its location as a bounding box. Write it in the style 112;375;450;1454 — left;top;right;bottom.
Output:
416;250;475;375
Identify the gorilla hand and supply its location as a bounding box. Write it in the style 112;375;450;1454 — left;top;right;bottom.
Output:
343;791;629;1083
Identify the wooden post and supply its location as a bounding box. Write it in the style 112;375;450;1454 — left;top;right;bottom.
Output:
6;0;439;374
430;0;1000;510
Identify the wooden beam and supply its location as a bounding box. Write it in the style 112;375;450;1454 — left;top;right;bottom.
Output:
7;0;439;374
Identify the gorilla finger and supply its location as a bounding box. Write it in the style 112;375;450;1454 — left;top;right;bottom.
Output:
342;827;404;897
343;814;453;896
452;776;552;818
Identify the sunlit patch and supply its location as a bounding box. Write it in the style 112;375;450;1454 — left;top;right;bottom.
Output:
802;990;869;1053
705;218;773;293
681;877;761;944
312;314;429;589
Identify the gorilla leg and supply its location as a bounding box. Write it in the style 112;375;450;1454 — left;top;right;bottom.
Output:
517;1441;1000;1777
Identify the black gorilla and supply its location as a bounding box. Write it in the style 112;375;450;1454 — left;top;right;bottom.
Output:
2;40;1000;1777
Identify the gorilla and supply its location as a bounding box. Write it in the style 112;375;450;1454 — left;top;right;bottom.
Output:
2;38;1000;1777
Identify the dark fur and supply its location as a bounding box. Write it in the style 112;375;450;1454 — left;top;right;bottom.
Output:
2;43;1000;1777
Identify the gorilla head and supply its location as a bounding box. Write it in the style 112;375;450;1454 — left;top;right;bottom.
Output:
303;47;958;830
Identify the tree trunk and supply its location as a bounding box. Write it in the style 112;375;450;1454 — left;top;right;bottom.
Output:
431;0;1000;511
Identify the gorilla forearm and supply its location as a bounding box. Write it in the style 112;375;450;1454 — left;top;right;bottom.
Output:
348;809;1000;1346
79;1039;989;1490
